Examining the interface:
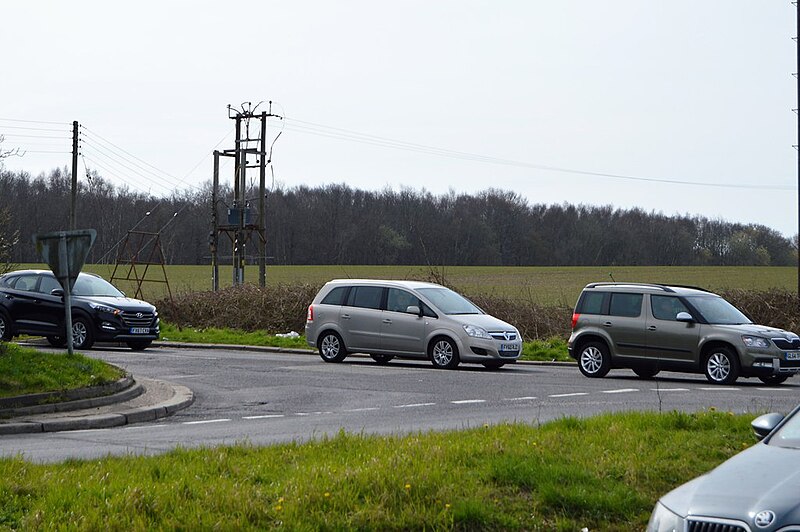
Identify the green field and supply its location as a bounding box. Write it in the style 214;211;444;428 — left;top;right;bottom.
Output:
18;264;798;306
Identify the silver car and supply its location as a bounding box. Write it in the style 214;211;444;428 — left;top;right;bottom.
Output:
305;279;522;369
648;404;800;531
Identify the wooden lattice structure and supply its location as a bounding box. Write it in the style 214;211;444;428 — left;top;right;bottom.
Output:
110;230;173;302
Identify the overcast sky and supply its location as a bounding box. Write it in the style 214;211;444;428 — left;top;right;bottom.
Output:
1;1;797;236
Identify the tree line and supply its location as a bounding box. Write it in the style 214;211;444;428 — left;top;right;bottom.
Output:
0;167;796;267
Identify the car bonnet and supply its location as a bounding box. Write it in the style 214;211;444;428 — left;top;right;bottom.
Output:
660;443;800;528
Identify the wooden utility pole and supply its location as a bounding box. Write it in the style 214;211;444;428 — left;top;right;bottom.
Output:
70;121;79;230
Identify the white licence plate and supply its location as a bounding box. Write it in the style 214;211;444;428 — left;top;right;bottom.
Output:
786;352;800;361
130;327;150;334
500;343;520;352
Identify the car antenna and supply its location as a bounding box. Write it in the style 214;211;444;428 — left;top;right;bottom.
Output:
608;272;615;282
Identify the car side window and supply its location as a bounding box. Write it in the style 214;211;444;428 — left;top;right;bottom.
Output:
38;276;62;295
346;286;384;310
320;286;348;305
609;293;643;318
12;275;38;292
386;288;419;313
651;295;690;321
577;292;605;314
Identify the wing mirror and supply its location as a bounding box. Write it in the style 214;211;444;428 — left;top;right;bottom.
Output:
406;305;422;317
51;288;64;297
676;312;694;323
751;412;784;440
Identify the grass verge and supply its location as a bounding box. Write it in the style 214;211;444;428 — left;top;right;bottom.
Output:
0;343;125;399
159;323;573;362
0;410;753;530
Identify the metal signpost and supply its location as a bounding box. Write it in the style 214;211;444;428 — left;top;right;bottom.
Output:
32;229;96;355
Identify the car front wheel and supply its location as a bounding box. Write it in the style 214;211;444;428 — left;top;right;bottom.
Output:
318;331;347;363
127;340;152;351
430;337;459;369
758;374;789;386
47;336;66;347
704;347;739;385
578;341;610;378
0;312;12;341
71;317;95;350
370;354;394;365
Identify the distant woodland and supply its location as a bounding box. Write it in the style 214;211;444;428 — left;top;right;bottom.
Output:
0;167;796;267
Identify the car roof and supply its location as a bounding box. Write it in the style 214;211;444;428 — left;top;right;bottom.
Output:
324;279;445;290
0;269;99;279
582;282;717;297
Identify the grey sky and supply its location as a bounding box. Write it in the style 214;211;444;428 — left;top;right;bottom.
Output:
1;1;797;235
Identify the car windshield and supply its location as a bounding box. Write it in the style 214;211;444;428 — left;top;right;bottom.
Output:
684;295;751;325
72;275;125;297
768;411;800;449
416;287;483;315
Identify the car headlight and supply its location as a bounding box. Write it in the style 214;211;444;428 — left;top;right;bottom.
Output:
742;335;770;349
88;302;121;316
647;501;684;532
463;324;492;339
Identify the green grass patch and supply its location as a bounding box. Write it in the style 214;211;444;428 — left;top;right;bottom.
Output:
0;343;125;399
0;410;754;530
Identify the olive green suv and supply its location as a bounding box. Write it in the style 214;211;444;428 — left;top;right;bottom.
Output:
568;283;799;385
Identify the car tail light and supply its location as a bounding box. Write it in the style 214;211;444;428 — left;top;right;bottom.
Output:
571;313;580;329
307;305;314;322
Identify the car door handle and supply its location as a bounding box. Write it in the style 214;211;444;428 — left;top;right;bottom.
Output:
382;319;392;324
341;314;351;320
647;325;657;331
603;322;613;327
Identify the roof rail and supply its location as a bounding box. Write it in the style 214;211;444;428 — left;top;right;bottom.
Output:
584;282;675;293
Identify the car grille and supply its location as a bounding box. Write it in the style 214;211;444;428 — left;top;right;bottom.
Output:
772;338;800;350
121;311;155;328
687;518;748;532
489;331;518;341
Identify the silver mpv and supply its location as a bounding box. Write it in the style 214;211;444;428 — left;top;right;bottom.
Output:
305;279;522;369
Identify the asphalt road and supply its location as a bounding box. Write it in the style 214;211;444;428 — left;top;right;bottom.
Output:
2;344;799;463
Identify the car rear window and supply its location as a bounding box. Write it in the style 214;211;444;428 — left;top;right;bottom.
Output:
609;293;643;317
320;286;348;305
577;292;605;314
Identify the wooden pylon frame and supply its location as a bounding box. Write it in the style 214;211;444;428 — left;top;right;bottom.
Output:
110;230;173;302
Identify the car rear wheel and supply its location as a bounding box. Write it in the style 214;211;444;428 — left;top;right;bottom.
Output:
71;317;94;350
482;361;505;370
370;354;394;365
632;365;660;379
578;341;610;378
430;337;459;369
758;374;789;386
704;347;739;385
318;331;347;363
0;312;12;341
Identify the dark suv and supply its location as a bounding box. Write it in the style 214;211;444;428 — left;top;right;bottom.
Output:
568;282;799;385
0;269;159;350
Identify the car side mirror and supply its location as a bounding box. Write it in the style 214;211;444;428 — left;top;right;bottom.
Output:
676;312;694;323
51;288;64;297
406;305;421;316
752;412;784;441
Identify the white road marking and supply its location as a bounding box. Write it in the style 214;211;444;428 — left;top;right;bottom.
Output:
344;407;381;412
124;424;169;430
504;396;538;401
393;402;436;408
650;388;690;392
451;399;486;404
161;374;205;379
549;392;589;398
183;419;230;425
698;388;740;391
243;414;285;420
602;388;639;394
756;388;793;391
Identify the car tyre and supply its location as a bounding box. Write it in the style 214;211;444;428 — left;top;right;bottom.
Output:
482;361;505;370
318;331;347;363
430;337;460;369
47;336;66;347
758;374;789;386
71;316;94;350
0;311;12;341
127;340;152;351
370;354;394;365
578;341;611;378
704;347;739;385
632;365;660;379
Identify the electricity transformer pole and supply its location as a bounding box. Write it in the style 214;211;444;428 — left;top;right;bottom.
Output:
210;102;281;290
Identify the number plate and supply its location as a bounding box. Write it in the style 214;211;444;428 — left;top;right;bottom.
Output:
130;327;150;334
500;343;520;353
786;352;800;361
